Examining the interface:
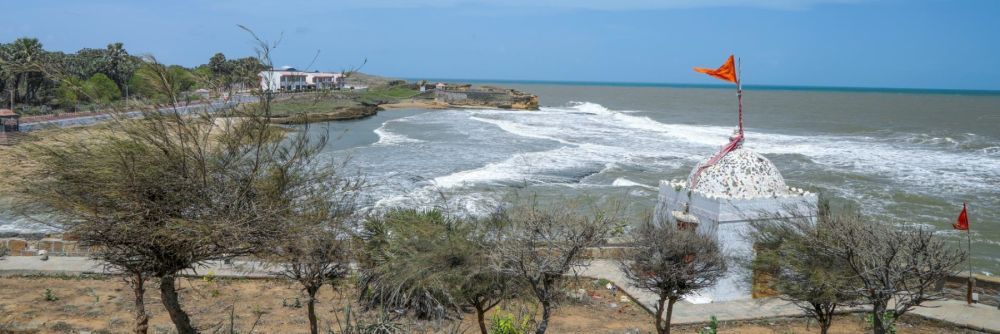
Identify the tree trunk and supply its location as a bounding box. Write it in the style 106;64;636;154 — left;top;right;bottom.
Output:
664;297;677;334
819;304;834;334
130;273;149;334
654;295;667;334
871;301;888;334
159;275;197;334
535;300;552;334
476;304;488;334
307;287;319;334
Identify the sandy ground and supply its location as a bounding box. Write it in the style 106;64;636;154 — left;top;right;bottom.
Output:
0;275;977;334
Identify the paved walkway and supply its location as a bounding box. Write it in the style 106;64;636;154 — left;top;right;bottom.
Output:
3;257;998;332
580;260;1000;333
0;256;274;278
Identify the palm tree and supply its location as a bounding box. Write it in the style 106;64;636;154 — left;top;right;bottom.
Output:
1;38;45;104
102;42;138;92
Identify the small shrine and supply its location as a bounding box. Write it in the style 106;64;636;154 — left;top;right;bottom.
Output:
654;56;817;302
0;109;20;133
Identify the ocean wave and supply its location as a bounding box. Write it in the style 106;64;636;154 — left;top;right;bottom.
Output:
611;177;657;190
466;101;999;196
373;123;424;146
431;144;614;189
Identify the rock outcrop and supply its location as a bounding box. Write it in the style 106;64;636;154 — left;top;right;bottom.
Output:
434;86;539;110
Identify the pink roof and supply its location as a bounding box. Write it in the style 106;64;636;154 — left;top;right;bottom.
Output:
0;109;16;117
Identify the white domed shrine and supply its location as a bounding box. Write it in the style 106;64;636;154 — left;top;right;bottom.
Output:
658;55;819;303
655;143;817;303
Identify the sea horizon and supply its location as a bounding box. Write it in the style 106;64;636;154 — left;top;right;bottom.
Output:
404;77;1000;96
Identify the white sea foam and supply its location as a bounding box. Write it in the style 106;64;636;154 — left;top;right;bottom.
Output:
432;144;615;188
373;123;423;145
472;101;999;198
611;177;657;190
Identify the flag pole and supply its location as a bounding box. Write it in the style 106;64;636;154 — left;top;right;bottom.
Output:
965;202;975;304
963;203;972;280
737;57;743;138
968;203;973;279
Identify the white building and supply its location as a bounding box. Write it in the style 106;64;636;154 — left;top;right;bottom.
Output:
654;143;818;303
259;67;344;92
305;72;345;90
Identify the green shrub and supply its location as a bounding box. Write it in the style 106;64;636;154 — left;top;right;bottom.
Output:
698;315;718;334
489;311;532;334
86;73;121;103
864;312;897;334
44;288;59;302
55;79;81;108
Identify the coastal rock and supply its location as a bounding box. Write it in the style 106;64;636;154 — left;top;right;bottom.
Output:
268;105;379;124
434;87;539;110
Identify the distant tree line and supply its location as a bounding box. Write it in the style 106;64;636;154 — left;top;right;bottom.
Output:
0;37;264;114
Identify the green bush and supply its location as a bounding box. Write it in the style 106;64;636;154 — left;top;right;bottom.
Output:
697;315;718;334
55;79;82;108
489;311;532;334
86;73;121;103
357;209;483;319
44;288;59;302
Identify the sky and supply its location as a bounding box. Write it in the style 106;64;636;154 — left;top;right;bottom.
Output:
3;0;999;90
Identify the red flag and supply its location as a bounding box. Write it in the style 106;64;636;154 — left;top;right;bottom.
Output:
953;203;969;231
694;55;738;83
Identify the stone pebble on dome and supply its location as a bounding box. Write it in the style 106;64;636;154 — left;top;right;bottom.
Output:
687;147;790;199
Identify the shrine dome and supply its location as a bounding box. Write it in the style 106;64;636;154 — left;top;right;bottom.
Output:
687;147;789;199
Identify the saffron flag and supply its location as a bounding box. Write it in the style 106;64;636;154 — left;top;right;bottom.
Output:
954;203;969;231
694;55;738;83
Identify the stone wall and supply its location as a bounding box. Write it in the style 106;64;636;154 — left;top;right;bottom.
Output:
1;237;93;256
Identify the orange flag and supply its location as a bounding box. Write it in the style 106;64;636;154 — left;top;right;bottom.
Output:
953;203;969;231
694;55;738;83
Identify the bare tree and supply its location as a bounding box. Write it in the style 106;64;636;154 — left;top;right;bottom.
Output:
490;197;621;334
820;209;966;334
22;29;328;334
748;200;859;334
272;171;363;334
619;220;726;334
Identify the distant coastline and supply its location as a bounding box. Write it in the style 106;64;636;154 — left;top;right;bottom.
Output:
406;78;1000;96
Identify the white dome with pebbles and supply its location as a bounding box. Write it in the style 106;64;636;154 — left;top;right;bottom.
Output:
688;147;789;199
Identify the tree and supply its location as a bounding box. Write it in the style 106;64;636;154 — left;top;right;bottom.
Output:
490;197;621;334
619;220;726;334
358;209;477;319
101;42;139;92
748;200;859;334
54;78;81;110
0;38;47;105
819;209;966;334
357;208;512;333
85;73;121;103
272;168;363;334
209;52;229;76
279;230;353;334
23;40;317;333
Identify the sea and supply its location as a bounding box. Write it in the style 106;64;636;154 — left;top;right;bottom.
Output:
2;82;998;275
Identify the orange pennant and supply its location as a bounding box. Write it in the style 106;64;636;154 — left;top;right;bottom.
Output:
694;55;738;83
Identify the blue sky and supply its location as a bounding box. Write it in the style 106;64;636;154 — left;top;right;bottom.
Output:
3;0;999;90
